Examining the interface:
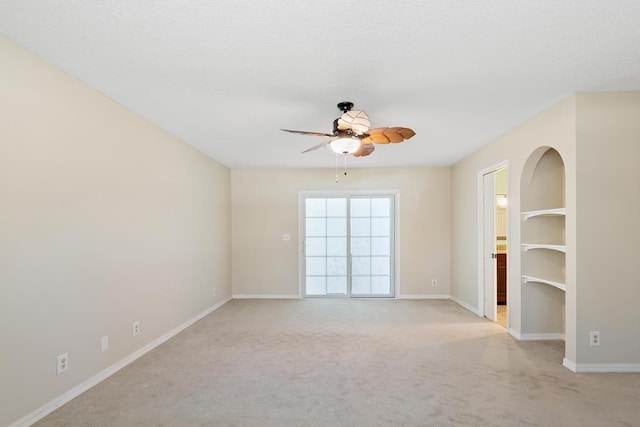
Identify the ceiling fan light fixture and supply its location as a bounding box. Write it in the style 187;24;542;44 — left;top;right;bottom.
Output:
282;101;415;160
330;137;360;154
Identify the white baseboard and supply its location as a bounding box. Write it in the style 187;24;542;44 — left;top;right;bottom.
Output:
232;294;301;299
450;296;481;316
9;297;232;427
398;294;451;299
233;294;450;300
518;333;565;341
508;328;521;339
563;358;577;371
563;358;640;373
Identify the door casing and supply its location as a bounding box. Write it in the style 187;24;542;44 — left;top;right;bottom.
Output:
476;160;509;322
483;171;497;321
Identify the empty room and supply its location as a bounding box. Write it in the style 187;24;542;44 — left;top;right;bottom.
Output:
1;2;640;426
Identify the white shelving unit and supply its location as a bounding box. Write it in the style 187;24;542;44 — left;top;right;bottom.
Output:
522;243;566;253
520;147;567;346
522;206;566;291
522;275;566;292
521;207;566;220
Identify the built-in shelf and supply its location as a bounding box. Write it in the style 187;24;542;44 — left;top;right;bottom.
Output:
522;243;566;253
522;275;566;291
521;208;566;220
521;148;566;344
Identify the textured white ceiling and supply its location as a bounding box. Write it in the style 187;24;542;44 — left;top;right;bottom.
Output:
2;1;640;168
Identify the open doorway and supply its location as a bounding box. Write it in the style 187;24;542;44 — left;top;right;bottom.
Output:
477;161;508;328
495;168;508;328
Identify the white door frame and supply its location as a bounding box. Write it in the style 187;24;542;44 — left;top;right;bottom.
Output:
483;172;497;322
476;160;509;319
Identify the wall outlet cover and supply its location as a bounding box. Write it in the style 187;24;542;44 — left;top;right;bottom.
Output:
101;336;109;352
56;353;69;375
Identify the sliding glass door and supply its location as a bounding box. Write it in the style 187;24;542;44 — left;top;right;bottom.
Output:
304;197;349;296
303;194;395;297
349;197;393;296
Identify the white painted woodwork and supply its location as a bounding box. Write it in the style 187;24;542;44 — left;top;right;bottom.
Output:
483;172;497;322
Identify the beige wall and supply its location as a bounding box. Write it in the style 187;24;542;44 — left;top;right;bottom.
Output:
575;92;640;364
0;36;231;425
231;168;451;297
452;91;640;368
450;96;577;358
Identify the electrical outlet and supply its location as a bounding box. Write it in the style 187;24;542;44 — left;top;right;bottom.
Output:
589;331;601;347
101;336;109;352
212;287;216;296
132;321;140;336
283;233;291;241
432;279;438;287
56;353;69;375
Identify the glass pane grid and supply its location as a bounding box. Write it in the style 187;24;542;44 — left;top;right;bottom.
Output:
306;196;392;297
348;196;393;296
305;198;348;297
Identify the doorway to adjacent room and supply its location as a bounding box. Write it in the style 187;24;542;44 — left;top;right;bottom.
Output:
478;162;509;328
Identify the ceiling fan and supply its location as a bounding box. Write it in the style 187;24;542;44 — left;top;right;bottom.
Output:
281;102;415;157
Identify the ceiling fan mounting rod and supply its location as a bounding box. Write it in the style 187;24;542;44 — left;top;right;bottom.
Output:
337;101;354;112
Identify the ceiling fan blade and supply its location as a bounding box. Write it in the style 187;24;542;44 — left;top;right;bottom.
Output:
365;127;415;144
352;142;375;157
337;110;371;135
302;140;332;153
281;129;334;137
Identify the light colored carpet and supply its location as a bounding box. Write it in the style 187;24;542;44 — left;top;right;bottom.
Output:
36;299;640;427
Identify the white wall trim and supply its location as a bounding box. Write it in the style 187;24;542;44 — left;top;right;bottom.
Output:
563;359;640;373
297;192;306;298
508;328;522;340
518;333;565;341
398;294;451;299
232;294;301;299
233;295;456;300
562;357;577;371
9;297;232;427
450;295;482;316
511;330;565;342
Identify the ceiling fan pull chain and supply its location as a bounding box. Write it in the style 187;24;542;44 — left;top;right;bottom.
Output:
335;154;339;183
344;153;348;176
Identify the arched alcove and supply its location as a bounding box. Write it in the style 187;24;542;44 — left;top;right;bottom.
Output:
520;147;566;348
